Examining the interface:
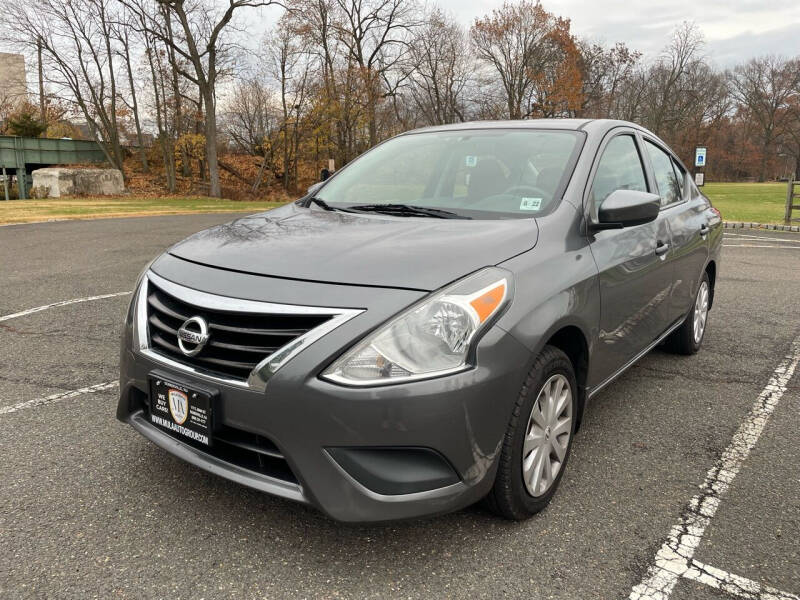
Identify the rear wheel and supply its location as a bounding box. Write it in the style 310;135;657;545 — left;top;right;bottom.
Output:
667;272;710;355
486;346;577;520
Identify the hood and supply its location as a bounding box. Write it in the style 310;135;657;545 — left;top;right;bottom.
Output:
168;203;538;291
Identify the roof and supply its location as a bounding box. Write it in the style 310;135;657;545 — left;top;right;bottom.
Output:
403;118;656;138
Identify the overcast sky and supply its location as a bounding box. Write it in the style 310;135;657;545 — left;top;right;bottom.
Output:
438;0;800;66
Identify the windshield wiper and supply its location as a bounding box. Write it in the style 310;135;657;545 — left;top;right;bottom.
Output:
304;197;361;214
306;197;335;211
346;203;470;219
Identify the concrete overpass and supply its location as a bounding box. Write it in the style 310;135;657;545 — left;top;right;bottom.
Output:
0;136;107;199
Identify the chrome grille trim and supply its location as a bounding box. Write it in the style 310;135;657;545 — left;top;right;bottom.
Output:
134;271;363;392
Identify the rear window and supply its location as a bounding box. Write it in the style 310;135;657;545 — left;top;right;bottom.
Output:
317;129;584;219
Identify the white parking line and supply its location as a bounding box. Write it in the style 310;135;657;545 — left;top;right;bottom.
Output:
0;291;131;323
629;334;800;600
0;381;119;415
725;233;800;244
684;560;800;600
723;244;800;249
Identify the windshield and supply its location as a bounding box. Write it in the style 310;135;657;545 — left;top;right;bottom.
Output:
316;129;583;219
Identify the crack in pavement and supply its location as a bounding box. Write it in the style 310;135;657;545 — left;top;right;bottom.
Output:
0;323;116;344
631;365;765;387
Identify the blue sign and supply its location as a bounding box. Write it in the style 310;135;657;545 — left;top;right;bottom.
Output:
695;147;707;167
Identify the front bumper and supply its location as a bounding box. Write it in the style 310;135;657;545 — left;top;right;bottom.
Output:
117;261;532;522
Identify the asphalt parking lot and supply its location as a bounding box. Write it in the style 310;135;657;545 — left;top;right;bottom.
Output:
1;215;798;600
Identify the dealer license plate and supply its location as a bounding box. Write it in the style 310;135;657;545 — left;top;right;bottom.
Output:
149;375;213;446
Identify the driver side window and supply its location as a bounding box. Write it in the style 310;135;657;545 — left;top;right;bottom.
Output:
590;135;648;211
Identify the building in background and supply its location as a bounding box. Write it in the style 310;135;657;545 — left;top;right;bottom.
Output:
0;53;28;109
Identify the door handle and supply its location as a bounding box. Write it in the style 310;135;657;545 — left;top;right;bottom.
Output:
700;224;710;236
655;241;670;257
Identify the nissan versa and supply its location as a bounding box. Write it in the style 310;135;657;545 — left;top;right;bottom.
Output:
118;119;722;522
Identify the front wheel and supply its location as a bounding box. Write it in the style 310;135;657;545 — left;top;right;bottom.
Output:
485;346;577;520
667;272;710;355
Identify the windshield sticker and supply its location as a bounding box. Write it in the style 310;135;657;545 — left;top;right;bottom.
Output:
520;197;543;211
465;155;477;168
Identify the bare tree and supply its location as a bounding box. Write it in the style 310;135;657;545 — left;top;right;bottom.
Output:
266;18;311;191
730;55;800;181
122;0;283;197
605;22;733;168
578;41;640;118
113;12;149;172
332;0;419;146
6;0;126;171
138;10;177;192
289;0;367;164
225;79;279;155
403;9;470;126
470;0;561;120
639;22;706;137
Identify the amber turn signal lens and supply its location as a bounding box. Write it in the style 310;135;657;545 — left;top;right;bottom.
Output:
469;282;507;324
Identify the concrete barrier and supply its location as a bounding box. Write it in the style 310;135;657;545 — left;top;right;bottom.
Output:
31;168;124;197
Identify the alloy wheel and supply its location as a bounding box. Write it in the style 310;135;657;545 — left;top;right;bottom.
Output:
521;373;573;497
693;281;709;344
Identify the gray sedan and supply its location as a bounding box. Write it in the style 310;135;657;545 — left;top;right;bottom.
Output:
117;119;722;521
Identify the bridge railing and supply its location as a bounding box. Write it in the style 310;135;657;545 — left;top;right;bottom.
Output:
0;135;107;199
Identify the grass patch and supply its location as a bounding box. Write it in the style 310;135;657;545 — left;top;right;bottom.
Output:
703;182;788;224
0;183;791;226
0;196;288;225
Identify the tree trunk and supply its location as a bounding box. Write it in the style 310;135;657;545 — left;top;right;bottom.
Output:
758;137;771;183
368;102;378;148
147;43;175;193
37;38;46;126
203;88;221;198
123;36;148;173
196;93;206;180
100;9;124;179
164;8;191;178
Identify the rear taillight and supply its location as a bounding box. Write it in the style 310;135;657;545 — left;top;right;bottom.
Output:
710;207;721;219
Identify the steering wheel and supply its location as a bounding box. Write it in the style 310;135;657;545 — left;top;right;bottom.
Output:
461;183;551;210
501;184;550;199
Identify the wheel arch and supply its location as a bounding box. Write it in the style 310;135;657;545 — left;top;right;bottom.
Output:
705;260;717;309
541;323;590;430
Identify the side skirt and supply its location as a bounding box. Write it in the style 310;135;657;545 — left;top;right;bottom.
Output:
586;316;686;401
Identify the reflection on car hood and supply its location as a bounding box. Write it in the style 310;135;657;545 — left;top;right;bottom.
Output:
168;203;539;291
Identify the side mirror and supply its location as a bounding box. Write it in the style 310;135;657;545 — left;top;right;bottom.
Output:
592;190;661;231
307;181;324;196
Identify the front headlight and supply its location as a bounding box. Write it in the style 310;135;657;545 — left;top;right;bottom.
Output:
128;258;156;350
322;267;513;386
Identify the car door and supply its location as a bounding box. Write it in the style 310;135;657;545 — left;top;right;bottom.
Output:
586;131;675;381
641;138;710;322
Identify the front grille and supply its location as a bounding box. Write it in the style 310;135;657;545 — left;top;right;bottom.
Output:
146;403;298;484
146;281;333;382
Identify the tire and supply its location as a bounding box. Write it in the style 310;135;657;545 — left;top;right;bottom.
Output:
666;272;711;355
485;345;578;520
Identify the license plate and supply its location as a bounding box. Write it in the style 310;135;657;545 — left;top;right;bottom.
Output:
149;375;214;446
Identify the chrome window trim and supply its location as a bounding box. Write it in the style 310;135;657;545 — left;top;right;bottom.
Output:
134;271;364;392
